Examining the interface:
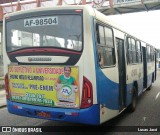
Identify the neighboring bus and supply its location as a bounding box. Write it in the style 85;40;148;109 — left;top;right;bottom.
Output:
3;5;156;125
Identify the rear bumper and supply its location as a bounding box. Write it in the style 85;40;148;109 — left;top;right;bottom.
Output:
7;100;100;125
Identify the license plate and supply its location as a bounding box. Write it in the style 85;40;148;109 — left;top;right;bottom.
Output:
24;16;58;27
36;111;51;118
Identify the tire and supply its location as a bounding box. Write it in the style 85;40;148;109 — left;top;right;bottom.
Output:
128;86;137;112
147;83;152;91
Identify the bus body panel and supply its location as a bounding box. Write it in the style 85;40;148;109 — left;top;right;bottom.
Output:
96;69;120;124
96;68;119;110
82;13;97;105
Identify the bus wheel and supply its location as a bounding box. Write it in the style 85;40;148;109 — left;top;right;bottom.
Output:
147;84;152;91
128;86;137;112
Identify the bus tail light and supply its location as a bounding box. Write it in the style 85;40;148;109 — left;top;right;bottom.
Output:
80;76;93;108
5;73;10;100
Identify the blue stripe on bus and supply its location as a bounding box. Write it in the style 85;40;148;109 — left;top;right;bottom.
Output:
7;100;100;125
96;70;119;110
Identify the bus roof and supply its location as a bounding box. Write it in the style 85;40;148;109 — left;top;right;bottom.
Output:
4;5;94;18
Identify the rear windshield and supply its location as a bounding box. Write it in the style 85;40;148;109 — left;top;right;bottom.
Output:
6;15;82;52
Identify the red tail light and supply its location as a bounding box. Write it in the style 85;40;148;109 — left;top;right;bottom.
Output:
80;76;93;108
5;73;10;100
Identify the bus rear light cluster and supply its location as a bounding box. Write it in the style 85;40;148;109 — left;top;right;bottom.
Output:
5;73;10;100
80;76;93;108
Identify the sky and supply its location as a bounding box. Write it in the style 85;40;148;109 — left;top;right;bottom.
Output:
107;10;160;49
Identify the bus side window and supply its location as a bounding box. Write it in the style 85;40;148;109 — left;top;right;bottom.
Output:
96;24;105;67
127;38;133;64
127;37;137;64
150;46;154;61
136;40;142;63
96;23;115;67
147;45;151;62
131;38;136;63
96;24;100;44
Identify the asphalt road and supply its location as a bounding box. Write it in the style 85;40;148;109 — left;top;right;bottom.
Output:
0;71;160;135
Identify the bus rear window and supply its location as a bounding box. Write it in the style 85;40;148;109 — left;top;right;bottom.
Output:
6;15;82;52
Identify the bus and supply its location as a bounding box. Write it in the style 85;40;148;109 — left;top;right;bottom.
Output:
3;5;156;125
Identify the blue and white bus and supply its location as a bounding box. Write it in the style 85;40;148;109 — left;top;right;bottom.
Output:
3;5;156;125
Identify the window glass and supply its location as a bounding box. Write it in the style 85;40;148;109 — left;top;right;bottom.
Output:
6;15;82;52
104;27;113;47
96;24;115;67
136;41;142;63
131;38;136;63
131;39;136;51
147;45;151;62
127;37;141;64
127;37;132;63
127;38;132;50
98;26;105;45
150;46;154;61
136;41;141;51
